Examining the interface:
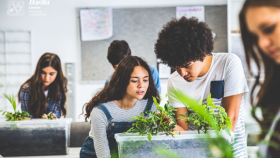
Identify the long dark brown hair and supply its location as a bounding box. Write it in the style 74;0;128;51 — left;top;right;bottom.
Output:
239;0;280;134
82;56;160;121
18;52;68;118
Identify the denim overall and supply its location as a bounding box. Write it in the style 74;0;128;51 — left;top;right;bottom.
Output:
80;99;154;158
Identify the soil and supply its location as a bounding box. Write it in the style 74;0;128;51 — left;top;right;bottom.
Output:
0;127;68;156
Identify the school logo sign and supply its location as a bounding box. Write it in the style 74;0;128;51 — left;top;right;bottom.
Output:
7;1;24;16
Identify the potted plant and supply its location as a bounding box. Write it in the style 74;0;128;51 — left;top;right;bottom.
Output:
178;93;232;136
115;92;232;158
122;97;178;141
0;93;31;121
0;94;72;157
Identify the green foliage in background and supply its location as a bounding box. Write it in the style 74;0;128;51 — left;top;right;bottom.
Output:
123;97;178;141
0;93;30;121
179;93;232;136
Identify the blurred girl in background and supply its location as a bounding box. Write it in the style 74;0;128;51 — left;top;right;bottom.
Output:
18;52;67;118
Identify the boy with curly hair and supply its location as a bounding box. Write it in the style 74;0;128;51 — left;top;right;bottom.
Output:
155;17;248;158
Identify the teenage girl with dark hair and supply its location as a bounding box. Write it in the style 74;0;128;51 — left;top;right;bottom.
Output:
19;52;68;118
105;40;161;94
239;0;280;157
80;56;159;158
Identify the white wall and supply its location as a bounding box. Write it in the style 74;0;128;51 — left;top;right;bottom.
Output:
0;0;227;121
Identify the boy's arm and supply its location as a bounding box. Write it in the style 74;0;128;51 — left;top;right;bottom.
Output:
222;93;243;132
167;78;188;131
173;107;189;131
223;54;249;132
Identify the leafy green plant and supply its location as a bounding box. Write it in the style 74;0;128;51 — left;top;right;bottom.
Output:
172;89;234;158
123;97;178;141
0;93;30;121
42;112;57;120
121;90;235;158
178;93;232;136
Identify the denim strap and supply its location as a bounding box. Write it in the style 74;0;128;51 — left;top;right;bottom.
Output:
96;104;113;122
144;98;154;116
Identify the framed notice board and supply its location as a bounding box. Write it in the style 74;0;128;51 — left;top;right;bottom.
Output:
79;6;227;81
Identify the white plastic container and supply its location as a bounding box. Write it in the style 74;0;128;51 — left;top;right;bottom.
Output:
115;131;231;158
0;118;72;156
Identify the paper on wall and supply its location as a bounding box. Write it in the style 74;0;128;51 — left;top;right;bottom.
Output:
80;8;113;41
176;6;205;22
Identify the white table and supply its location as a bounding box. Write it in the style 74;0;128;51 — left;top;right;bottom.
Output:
3;146;259;158
3;148;81;158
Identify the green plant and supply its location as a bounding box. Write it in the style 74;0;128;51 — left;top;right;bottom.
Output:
122;90;235;158
42;112;57;120
172;89;234;158
123;97;178;141
0;93;30;121
178;93;232;136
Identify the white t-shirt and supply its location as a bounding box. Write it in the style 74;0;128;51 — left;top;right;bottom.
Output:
44;90;48;97
168;53;249;158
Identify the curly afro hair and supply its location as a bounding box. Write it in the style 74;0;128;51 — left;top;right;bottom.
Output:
154;16;214;68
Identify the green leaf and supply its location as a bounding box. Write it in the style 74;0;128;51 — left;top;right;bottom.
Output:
164;104;168;111
141;119;148;123
136;123;141;129
179;131;181;135
153;97;159;107
169;115;176;122
168;104;174;109
152;116;156;124
3;93;17;112
140;112;145;118
130;117;138;120
147;133;152;142
168;112;175;115
225;118;232;129
224;127;231;137
155;114;161;119
132;129;140;132
122;132;127;135
171;132;177;135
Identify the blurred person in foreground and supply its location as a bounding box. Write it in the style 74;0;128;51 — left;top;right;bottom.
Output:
239;0;280;157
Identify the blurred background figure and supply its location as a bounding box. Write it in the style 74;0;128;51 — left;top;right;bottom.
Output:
18;52;68;118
